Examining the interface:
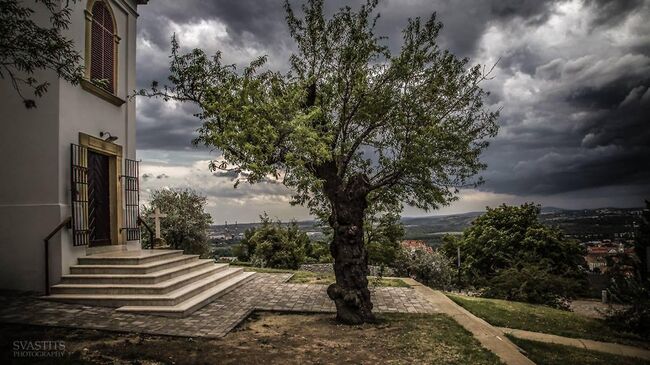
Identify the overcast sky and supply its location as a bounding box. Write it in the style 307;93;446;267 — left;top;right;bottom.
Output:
134;0;650;224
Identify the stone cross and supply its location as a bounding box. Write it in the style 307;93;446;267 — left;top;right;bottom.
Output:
150;208;167;239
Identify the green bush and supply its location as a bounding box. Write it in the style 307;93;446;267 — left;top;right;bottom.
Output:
482;265;580;310
233;243;249;262
444;203;586;283
305;241;332;263
141;189;212;257
365;210;404;267
393;248;456;290
440;203;588;307
605;262;650;338
237;214;308;269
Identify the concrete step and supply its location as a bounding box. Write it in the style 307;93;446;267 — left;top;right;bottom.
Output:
116;271;256;317
69;254;199;275
46;267;246;307
50;264;228;295
77;250;183;266
60;259;216;285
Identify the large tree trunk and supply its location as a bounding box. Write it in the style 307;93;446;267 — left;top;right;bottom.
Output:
326;174;375;324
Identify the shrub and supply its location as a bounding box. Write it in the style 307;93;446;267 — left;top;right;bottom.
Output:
233;243;249;262
365;209;404;267
305;241;332;263
482;265;580;310
393;248;456;290
605;261;650;338
141;189;212;257
239;214;308;269
445;203;586;283
605;281;650;339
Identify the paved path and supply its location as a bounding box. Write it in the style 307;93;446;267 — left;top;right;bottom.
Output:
0;273;438;338
0;273;548;364
569;299;628;319
500;327;650;361
401;278;535;365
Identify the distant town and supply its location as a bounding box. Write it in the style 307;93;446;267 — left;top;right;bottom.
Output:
209;206;644;276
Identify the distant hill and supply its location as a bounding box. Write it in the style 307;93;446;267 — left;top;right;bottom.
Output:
211;206;643;247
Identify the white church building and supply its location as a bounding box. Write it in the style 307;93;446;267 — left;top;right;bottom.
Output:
0;0;149;294
1;1;252;316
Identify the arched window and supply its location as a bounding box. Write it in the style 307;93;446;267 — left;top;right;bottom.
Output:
89;1;115;93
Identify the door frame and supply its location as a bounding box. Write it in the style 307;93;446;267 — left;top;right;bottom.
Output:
79;132;123;247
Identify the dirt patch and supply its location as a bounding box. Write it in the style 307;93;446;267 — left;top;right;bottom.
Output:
1;312;501;365
570;299;628;319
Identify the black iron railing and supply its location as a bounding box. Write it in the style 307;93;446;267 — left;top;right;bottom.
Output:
71;144;89;246
123;159;141;241
44;217;71;295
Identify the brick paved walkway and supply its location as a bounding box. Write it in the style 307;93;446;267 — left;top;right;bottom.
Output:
0;273;439;338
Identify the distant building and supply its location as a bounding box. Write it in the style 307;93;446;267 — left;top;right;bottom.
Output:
400;240;433;254
585;245;636;273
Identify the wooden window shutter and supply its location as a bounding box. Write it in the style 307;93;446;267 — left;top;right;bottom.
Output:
90;1;115;93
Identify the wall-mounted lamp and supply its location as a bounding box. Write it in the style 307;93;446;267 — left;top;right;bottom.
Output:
100;131;118;143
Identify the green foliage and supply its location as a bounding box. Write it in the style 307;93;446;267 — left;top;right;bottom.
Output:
1;0;84;108
447;203;586;283
304;241;332;263
140;0;498;219
636;200;650;281
365;205;405;266
604;244;650;339
238;214;308;269
141;189;213;256
393;248;456;290
606;276;650;339
482;265;580;310
442;203;587;307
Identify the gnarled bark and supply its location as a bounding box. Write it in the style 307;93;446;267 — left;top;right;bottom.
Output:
325;173;375;324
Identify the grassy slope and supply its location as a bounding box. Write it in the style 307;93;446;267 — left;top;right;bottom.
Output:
235;266;410;287
509;337;650;365
383;313;504;364
447;294;649;349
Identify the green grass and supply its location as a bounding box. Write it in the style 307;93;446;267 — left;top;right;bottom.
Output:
234;265;410;287
379;313;504;364
446;294;649;349
509;337;650;365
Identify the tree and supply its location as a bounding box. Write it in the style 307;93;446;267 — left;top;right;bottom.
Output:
1;0;84;108
636;201;650;281
140;0;498;323
141;189;213;256
393;248;455;290
450;203;586;283
365;204;405;267
238;213;308;269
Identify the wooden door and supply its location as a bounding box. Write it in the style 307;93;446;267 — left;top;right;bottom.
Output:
88;150;111;246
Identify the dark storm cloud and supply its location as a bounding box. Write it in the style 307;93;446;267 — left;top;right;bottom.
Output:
499;46;542;75
480;63;650;196
213;170;240;180
584;0;645;28
135;0;565;149
136;98;204;150
136;0;650;207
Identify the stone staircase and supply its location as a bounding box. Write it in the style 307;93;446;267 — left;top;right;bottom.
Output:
45;249;254;317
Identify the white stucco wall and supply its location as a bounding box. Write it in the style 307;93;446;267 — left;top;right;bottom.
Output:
0;0;142;292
